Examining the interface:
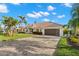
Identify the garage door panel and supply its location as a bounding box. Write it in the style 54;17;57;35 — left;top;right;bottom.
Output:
45;29;60;36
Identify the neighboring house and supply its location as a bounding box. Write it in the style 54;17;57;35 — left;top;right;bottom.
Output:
16;26;27;33
30;22;63;36
16;26;32;33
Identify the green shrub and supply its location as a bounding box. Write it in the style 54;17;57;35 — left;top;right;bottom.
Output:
54;37;79;56
70;36;78;43
63;28;68;35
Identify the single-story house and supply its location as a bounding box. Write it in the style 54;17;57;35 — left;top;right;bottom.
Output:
30;22;63;36
16;26;27;33
16;25;33;33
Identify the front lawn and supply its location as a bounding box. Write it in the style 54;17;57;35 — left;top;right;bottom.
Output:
0;33;32;41
54;37;79;56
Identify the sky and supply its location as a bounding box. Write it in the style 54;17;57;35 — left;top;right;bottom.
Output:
0;3;72;25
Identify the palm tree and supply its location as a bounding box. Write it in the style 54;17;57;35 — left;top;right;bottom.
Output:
18;16;28;33
18;16;27;25
2;16;18;36
68;4;79;35
68;19;76;35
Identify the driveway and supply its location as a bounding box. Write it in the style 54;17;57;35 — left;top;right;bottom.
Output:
0;35;60;56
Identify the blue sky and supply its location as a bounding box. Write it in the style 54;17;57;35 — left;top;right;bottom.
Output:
0;3;72;25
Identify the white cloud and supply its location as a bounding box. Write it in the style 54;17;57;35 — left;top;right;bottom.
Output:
51;20;55;22
43;18;55;22
39;11;49;16
52;12;56;15
47;5;55;11
63;3;72;8
57;15;65;19
27;11;49;18
39;11;43;15
33;11;42;17
0;4;8;13
27;12;42;18
43;18;50;22
44;12;50;16
27;13;37;18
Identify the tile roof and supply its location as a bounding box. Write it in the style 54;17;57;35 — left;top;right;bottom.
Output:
30;22;63;29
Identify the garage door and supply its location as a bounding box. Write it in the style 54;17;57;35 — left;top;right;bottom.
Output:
45;29;60;36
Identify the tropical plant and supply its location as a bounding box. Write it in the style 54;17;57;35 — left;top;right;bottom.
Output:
68;4;79;35
70;35;78;43
18;16;27;25
63;28;68;35
72;4;79;18
18;16;28;33
2;16;18;36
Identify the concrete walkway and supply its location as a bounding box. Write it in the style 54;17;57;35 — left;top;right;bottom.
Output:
0;35;60;56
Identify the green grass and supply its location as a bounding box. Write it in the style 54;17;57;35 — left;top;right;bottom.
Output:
0;33;32;41
54;37;79;56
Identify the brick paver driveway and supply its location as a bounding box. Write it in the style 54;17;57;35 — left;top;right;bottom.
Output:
0;35;60;56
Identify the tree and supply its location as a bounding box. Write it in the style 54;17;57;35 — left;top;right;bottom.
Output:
18;16;28;33
68;4;79;35
18;16;27;25
68;19;76;35
72;5;79;18
2;16;18;36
